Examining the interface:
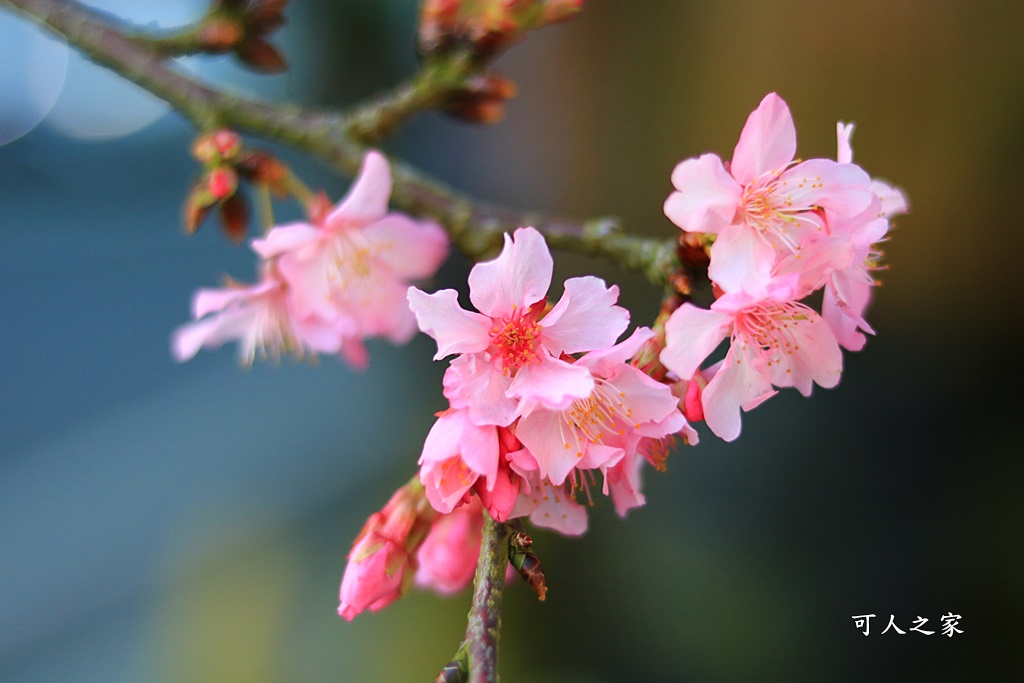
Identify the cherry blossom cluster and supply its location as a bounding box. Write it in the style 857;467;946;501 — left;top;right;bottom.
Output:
660;93;907;441
407;227;693;536
172;151;450;367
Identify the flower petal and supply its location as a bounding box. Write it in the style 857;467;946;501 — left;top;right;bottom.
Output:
661;304;732;379
329;150;392;227
508;355;594;412
407;287;492;359
540;276;629;355
468;227;552;317
701;347;776;441
526;483;588;536
706;223;776;294
361;214;450;279
443;353;518;427
731;93;797;185
664;153;741;234
250;222;320;259
766;310;843;395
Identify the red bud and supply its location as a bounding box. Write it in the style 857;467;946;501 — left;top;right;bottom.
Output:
219;193;250;242
236;37;288;73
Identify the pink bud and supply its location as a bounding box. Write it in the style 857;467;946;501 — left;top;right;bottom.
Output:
414;499;483;596
338;531;411;620
212;129;243;160
337;480;434;620
206;167;238;199
683;375;705;423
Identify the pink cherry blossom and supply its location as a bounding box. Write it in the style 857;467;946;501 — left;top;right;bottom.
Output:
514;327;685;486
664;93;875;293
819;122;909;350
338;480;434;620
171;267;348;364
414;499;484;595
252;150;449;367
660;276;842;441
408;227;629;422
418;406;500;514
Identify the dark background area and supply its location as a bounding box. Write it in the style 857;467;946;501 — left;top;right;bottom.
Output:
2;1;1022;681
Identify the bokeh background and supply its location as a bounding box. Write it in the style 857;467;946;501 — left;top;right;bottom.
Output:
2;1;1023;681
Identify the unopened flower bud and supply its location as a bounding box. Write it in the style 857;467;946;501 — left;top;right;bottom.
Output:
444;73;517;124
218;192;250;242
206;166;238;200
198;14;245;53
338;479;435;620
237;151;288;195
236;37;288;73
419;0;587;60
212;129;243;161
247;0;289;33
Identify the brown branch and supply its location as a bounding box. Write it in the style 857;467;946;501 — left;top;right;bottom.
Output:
0;0;679;281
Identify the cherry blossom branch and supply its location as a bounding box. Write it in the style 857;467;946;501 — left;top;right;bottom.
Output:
465;516;511;683
0;0;679;284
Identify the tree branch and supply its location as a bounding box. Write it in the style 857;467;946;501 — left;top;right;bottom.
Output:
1;0;679;283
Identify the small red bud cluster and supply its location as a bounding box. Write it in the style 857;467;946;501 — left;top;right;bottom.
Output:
183;129;290;241
200;0;289;73
418;0;585;63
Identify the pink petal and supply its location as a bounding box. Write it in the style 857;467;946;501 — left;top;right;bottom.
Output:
328;150;392;227
575;327;654;376
508;355;594;412
361;214;450;279
767;311;843;395
476;457;520;521
604;364;682;425
540;276;629;355
275;247;341;321
250;222;320;259
661;304;732;379
443;353;518;427
407;288;492;359
468;227;552;317
781;159;873;218
664;154;741;234
420;457;476;514
822;284;868;352
606;455;646;517
706;223;776;294
339;338;370;369
514;408;583;485
731;93;797;185
420;409;499;483
170;314;239;362
526;484;588;536
701;346;776;441
836;122;855;164
191;280;275;319
871;180;909;218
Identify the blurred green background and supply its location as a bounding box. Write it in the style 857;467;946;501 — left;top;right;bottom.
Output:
2;1;1022;681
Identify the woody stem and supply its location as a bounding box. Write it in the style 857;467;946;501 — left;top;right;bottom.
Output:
0;0;680;285
437;515;510;683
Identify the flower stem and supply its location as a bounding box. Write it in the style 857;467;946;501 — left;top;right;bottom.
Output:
437;515;511;683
